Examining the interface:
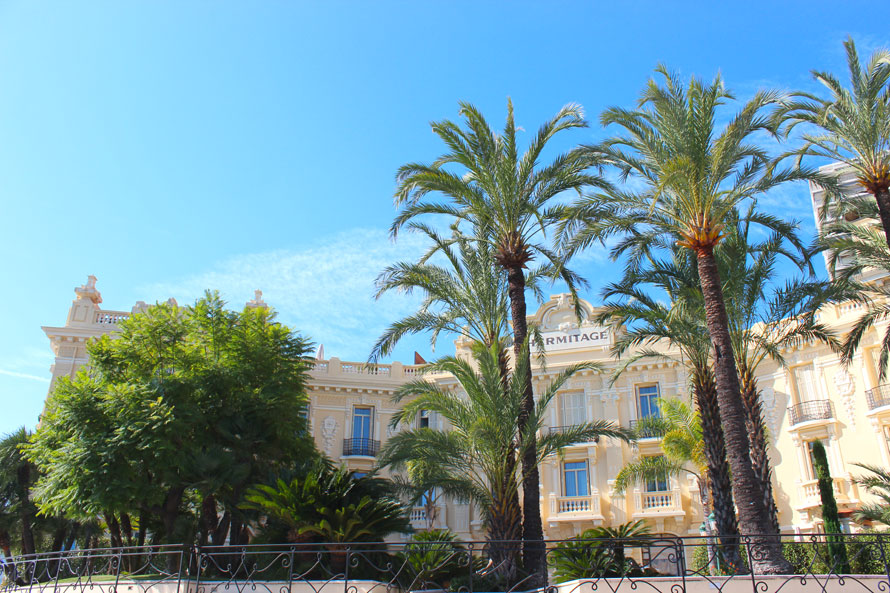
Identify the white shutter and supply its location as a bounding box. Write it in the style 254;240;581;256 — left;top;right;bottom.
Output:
794;365;817;402
562;392;586;426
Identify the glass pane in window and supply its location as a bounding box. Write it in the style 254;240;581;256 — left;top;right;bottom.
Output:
638;385;660;418
353;408;372;440
564;461;589;497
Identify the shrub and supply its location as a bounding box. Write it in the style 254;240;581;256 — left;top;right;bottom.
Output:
548;521;656;583
397;529;479;589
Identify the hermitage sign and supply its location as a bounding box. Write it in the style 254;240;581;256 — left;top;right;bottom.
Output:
542;326;611;352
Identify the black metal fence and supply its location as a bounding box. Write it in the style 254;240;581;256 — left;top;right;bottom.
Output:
2;534;890;593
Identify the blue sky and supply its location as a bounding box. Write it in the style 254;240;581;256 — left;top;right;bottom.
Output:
1;1;888;434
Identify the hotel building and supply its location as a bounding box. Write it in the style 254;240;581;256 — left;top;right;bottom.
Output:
41;164;890;541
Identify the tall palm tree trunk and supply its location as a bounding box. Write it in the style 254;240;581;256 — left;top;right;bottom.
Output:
487;486;522;584
738;363;781;533
693;367;745;572
695;250;791;574
505;265;545;583
874;188;890;251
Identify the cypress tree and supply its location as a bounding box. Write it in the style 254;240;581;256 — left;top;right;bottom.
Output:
812;440;850;573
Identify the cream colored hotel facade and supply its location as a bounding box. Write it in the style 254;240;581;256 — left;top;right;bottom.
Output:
40;165;890;541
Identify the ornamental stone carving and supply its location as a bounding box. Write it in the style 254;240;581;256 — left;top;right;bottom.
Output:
321;416;338;456
760;386;779;437
834;368;856;427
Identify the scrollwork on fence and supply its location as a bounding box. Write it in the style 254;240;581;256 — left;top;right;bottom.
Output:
2;535;889;593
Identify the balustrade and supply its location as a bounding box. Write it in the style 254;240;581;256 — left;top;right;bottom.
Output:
867;384;890;411
789;400;834;426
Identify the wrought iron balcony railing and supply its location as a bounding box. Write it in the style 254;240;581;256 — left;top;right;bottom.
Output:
867;384;890;411
788;400;834;426
342;437;380;457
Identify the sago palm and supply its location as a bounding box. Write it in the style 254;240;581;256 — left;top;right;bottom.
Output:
377;341;630;584
598;250;743;570
776;38;890;246
392;99;606;580
563;67;803;573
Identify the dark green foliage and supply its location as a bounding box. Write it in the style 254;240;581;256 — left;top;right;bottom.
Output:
243;462;411;545
812;440;850;572
26;292;316;546
396;529;482;589
548;521;655;582
448;570;512;593
781;534;886;575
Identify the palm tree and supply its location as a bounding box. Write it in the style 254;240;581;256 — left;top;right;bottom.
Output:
377;341;630;584
776;38;890;247
851;463;890;526
818;217;890;377
598;250;743;570
371;227;511;362
0;429;36;557
720;210;847;532
614;399;705;503
391;99;606;580
563;68;803;573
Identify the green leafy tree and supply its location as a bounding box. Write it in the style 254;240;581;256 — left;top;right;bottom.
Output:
776;38;890;247
811;440;850;573
392;100;605;582
614;399;705;500
378;342;630;583
563;68;804;573
26;293;315;545
396;529;481;589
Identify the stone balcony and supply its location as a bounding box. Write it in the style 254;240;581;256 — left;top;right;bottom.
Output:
548;490;605;523
311;357;425;382
631;486;685;519
795;477;857;511
409;505;447;530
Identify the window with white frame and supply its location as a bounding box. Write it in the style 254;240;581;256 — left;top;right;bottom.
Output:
563;460;589;497
637;384;660;419
793;364;819;403
561;391;587;426
418;409;430;429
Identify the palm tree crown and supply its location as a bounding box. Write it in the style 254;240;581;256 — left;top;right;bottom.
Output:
776;38;890;243
377;342;630;581
370;227;511;362
562;67;802;574
391;99;607;581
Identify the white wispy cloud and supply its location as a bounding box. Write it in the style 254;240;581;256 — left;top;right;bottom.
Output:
0;369;50;383
142;228;430;362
